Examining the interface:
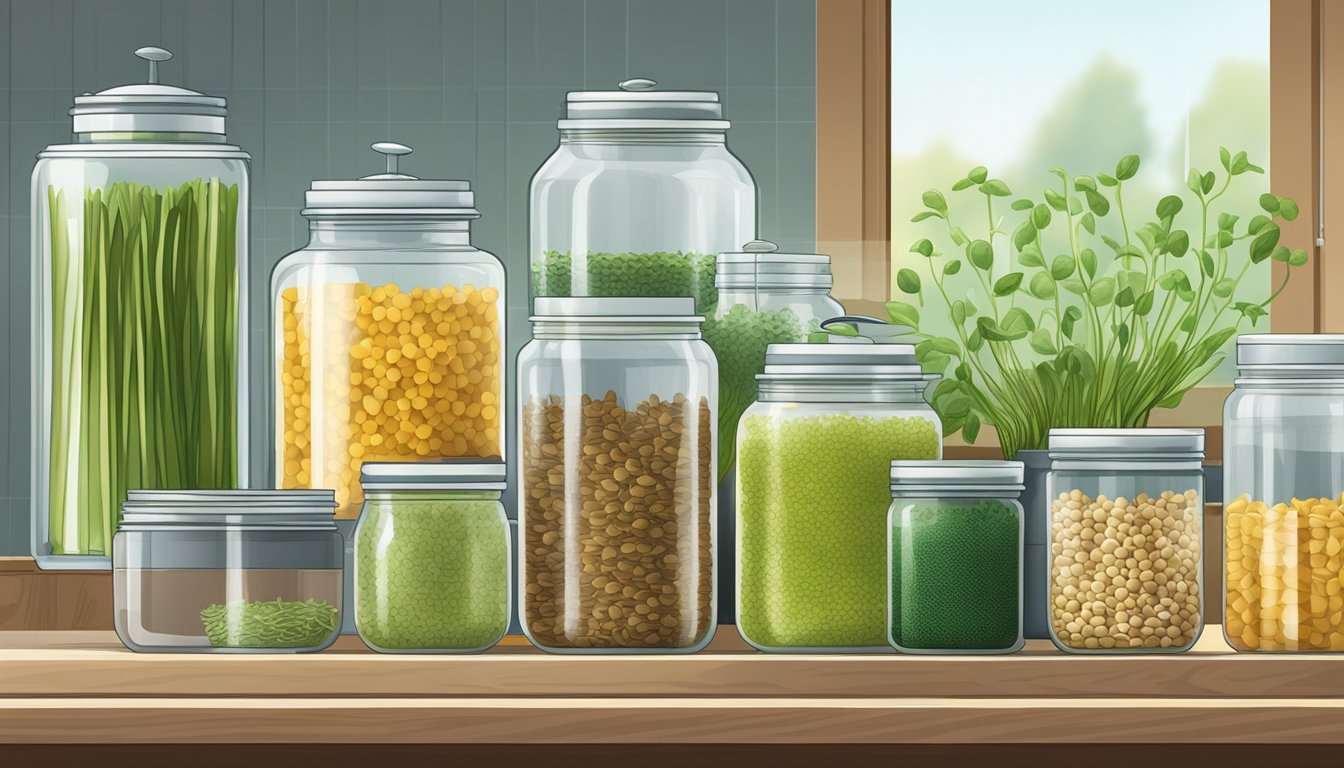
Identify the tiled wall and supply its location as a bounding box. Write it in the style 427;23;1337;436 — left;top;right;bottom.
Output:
0;0;817;555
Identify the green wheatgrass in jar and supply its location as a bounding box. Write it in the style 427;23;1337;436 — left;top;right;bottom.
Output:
891;500;1020;651
200;598;338;648
736;411;940;648
531;250;719;311
355;494;509;651
701;305;807;482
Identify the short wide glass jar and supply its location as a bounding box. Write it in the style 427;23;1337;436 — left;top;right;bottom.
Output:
113;490;342;653
1046;429;1205;653
518;297;717;653
888;461;1024;654
354;461;511;653
735;344;942;652
1223;334;1344;652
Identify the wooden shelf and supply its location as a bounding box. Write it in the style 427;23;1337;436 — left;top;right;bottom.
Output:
2;627;1343;745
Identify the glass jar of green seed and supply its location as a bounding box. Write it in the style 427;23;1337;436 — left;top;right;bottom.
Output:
735;344;941;652
33;47;251;569
354;461;511;653
888;461;1024;654
528;78;755;314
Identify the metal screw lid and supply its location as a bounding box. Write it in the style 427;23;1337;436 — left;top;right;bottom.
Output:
531;296;701;322
716;239;834;290
1236;334;1344;368
360;461;506;492
760;342;929;381
119;489;338;528
1047;428;1205;459
890;460;1026;494
70;47;229;137
302;142;480;218
559;77;729;130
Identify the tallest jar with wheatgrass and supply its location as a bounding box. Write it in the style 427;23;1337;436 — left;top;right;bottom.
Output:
270;142;504;520
32;47;250;568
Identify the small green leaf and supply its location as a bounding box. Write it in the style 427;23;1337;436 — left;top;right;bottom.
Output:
966;328;984;351
968;166;988;184
1157;270;1184;290
1201;171;1215;194
807;331;830;343
897;268;922;294
993;272;1024;296
1002;307;1036;334
1068;196;1083;215
1029;327;1058;355
968;239;995;270
1218;212;1239;232
1187;168;1204;196
1134;291;1155;316
911;211;941;223
1050;254;1075;280
1232;151;1250;175
1217;230;1234;248
1081;212;1096;234
951;300;967;325
1156;195;1184;219
828;322;860;336
1219;146;1231;171
1117;244;1146;262
1271;245;1290;263
1289;248;1310;267
979;179;1012;196
961;413;981;443
949;226;970;246
1165;230;1189;257
885;301;920;328
1074;176;1097;192
926;336;961;355
1247;215;1272;235
1084;190;1110;216
1199;250;1216;277
1098;173;1119;187
922;190;949;214
1259;193;1281;213
1012;222;1036;252
952;178;975;192
910;238;934;257
1060;278;1087;296
943;260;962;275
1101;234;1123;254
1018;243;1044;267
1010;198;1034;211
1044;189;1067;212
1032;203;1052;230
1029;271;1056;299
1213;278;1236;298
1279;197;1301;221
1116;154;1140;181
1249;223;1281;264
1080;248;1098;278
1088;276;1116;305
1115;287;1136;307
1061;306;1082;339
1049;167;1068;181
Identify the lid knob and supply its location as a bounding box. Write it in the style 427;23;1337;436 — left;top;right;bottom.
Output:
371;141;413;175
742;239;779;253
134;46;173;84
619;77;657;91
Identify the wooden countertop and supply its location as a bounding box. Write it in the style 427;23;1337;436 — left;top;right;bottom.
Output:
2;626;1343;746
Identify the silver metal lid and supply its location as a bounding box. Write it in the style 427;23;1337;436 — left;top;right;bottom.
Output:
1047;428;1205;460
890;460;1025;494
70;47;229;137
716;239;834;290
360;461;506;491
558;77;729;130
759;343;930;381
1236;334;1344;368
302;142;480;218
120;489;337;528
531;296;702;323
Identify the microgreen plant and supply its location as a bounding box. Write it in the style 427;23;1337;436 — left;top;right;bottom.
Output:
889;151;1306;458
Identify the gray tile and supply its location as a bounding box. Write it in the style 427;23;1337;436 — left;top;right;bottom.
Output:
8;89;63;127
10;123;55;212
328;88;360;124
262;121;300;208
232;0;267;88
386;121;475;182
506;87;566;124
582;0;626;87
472;0;507;88
229;87;265;123
326;121;366;180
441;0;477;88
729;122;778;240
295;0;330;88
727;0;777;87
11;0;62;88
627;0;727;88
776;121;815;248
777;85;815;123
389;87;446;123
291;121;330;193
264;87;299;123
326;0;359;85
776;0;815;87
160;0;188;70
533;0;585;88
93;0;163;86
294;88;331;121
724;87;777;124
355;0;391;89
8;214;30;504
504;0;538;87
356;87;390;124
388;0;444;87
184;0;236;94
263;0;298;88
475;87;506;123
444;87;478;123
504;123;554;270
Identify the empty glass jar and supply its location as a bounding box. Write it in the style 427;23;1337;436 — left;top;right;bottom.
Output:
518;297;717;653
1046;429;1205;654
32;46;250;568
354;461;510;653
735;344;941;652
889;461;1024;654
270;142;504;520
113;490;341;653
528;77;755;312
1224;334;1344;651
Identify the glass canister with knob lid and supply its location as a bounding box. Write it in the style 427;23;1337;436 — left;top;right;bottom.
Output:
735;344;942;652
518;297;717;653
1224;334;1344;652
270;142;505;520
32;47;250;568
528;77;756;311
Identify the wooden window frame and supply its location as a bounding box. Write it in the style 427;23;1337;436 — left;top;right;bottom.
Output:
816;0;1332;457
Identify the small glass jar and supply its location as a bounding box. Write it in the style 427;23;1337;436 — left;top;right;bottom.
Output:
354;461;510;653
888;461;1024;654
270;142;505;520
735;344;942;652
113;490;341;653
1223;334;1344;652
1046;429;1205;654
528;77;755;312
518;297;717;653
33;47;250;568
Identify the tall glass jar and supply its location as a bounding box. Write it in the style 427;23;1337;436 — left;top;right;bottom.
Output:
32;47;250;568
1046;429;1205;654
735;344;942;652
354;461;510;653
518;297;716;653
1223;334;1344;652
528;77;755;312
888;461;1024;654
270;142;505;521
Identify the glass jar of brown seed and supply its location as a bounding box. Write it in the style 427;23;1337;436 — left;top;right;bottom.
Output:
1045;429;1205;654
518;297;717;653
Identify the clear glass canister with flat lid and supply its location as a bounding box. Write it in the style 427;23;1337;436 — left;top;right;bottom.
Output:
270;142;505;520
32;47;251;568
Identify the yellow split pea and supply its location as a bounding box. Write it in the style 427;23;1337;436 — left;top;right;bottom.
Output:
1225;494;1344;651
279;281;502;517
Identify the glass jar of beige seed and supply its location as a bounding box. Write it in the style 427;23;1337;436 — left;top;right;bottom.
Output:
517;297;716;653
1045;429;1205;654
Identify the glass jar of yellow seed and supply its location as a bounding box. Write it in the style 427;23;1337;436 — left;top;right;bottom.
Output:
1045;429;1205;654
270;142;505;520
1224;334;1344;652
